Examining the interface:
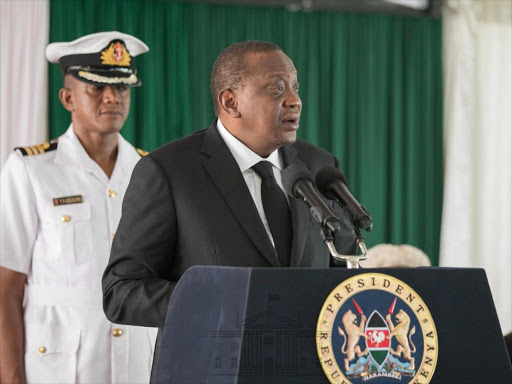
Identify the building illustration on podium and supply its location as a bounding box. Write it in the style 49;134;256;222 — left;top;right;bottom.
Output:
202;301;323;379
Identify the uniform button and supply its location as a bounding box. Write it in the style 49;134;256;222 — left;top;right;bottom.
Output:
38;346;47;354
61;215;70;223
108;189;117;198
112;328;123;337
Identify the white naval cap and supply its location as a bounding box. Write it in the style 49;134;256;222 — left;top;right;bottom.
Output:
46;31;149;87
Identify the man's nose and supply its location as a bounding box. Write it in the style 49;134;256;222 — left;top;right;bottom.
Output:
284;88;301;110
102;86;119;103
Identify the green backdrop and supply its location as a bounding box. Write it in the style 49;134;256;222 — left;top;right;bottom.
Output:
49;0;443;265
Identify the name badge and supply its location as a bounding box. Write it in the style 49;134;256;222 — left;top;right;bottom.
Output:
53;195;83;206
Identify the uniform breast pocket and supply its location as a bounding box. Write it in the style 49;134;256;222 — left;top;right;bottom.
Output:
24;323;81;384
42;203;92;265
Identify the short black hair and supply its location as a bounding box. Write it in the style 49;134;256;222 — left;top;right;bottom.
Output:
210;40;282;116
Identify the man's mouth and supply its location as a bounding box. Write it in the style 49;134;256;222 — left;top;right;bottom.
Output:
100;110;123;116
281;115;300;130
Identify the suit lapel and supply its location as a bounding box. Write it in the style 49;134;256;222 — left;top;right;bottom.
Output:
201;121;280;267
280;144;310;267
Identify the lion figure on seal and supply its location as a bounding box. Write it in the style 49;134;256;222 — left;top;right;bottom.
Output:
385;309;416;370
337;309;368;372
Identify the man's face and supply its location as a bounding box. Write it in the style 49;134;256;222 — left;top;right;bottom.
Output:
66;77;130;134
233;50;301;157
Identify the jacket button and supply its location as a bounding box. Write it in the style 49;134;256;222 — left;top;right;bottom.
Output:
112;328;123;337
38;346;46;354
108;189;117;198
61;215;70;223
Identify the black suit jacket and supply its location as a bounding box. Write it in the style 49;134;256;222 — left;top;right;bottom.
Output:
102;121;356;328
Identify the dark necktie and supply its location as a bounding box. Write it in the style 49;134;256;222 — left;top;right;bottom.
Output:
252;161;292;267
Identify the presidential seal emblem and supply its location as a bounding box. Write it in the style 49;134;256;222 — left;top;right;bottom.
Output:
317;274;438;384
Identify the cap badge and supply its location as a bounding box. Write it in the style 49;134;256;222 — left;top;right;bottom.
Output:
100;41;131;66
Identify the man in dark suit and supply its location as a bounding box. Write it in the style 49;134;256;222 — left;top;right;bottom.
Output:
102;41;356;331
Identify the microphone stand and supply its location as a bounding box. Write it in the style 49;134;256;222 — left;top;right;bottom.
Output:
320;227;368;269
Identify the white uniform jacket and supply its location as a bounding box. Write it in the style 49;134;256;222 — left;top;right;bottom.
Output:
0;126;157;383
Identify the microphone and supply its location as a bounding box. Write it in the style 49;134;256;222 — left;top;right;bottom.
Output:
315;166;373;232
282;164;341;233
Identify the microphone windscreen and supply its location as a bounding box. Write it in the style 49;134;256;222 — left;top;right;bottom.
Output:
315;166;348;195
282;164;314;198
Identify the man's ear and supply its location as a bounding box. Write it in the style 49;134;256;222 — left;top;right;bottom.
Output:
58;87;74;113
218;90;241;118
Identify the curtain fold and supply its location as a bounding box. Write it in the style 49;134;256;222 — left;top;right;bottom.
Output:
48;0;443;264
441;0;512;334
0;0;49;169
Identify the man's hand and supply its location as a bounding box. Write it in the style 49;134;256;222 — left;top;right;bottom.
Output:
0;267;27;383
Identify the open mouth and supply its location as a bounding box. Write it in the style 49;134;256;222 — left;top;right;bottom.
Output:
281;116;300;130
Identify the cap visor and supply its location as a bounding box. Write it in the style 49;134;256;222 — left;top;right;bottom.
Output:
72;70;141;87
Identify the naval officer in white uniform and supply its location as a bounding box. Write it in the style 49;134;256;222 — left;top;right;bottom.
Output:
0;31;157;383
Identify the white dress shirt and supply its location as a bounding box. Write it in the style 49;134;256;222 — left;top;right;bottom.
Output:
216;119;289;247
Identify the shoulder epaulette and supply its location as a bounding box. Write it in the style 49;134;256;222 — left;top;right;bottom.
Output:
15;141;58;156
136;148;149;157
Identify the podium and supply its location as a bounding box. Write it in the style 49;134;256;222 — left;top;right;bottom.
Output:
152;266;512;383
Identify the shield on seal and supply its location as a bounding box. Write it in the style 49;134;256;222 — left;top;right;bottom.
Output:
365;310;390;367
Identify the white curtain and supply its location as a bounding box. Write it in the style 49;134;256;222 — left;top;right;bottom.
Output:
0;0;49;170
440;0;512;334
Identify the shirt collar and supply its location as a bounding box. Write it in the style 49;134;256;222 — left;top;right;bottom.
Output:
54;124;140;183
216;119;283;173
110;133;141;182
54;125;98;173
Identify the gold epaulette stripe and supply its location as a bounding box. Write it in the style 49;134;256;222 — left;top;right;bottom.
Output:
15;141;58;156
136;148;149;157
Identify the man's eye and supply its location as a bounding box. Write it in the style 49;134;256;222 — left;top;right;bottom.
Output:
116;85;128;92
